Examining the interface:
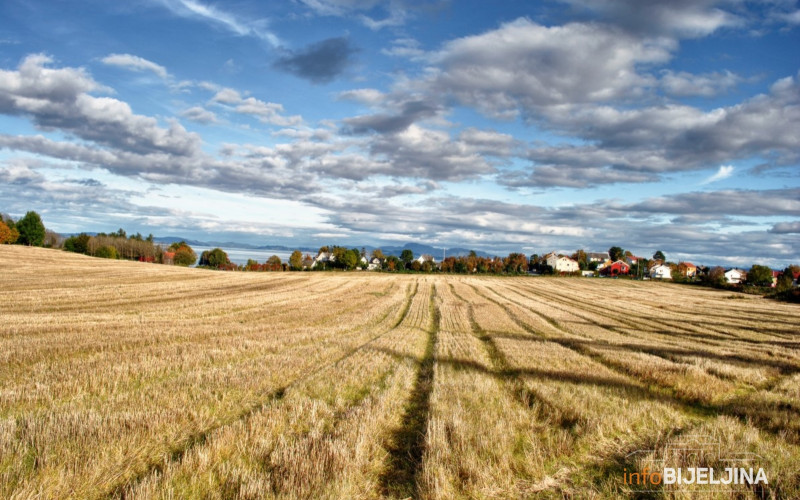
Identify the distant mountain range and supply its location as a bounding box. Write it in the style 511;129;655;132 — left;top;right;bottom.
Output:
152;237;494;259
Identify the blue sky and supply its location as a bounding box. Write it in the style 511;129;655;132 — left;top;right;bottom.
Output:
1;0;798;266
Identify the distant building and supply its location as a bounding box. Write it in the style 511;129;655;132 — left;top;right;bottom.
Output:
587;252;609;263
601;260;630;276
724;268;747;284
679;262;697;278
650;264;672;280
546;252;580;273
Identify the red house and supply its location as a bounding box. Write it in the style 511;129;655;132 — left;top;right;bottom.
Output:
601;260;630;276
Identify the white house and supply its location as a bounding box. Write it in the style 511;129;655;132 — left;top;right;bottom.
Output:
416;254;436;265
546;252;580;273
724;268;746;284
650;264;672;280
312;251;335;268
367;257;382;271
587;252;609;263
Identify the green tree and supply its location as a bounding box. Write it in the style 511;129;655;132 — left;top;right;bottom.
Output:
608;246;624;262
341;249;359;270
400;249;414;268
16;211;46;246
776;268;794;292
653;250;666;262
95;245;118;259
289;250;303;270
63;233;91;254
199;248;230;268
747;264;773;287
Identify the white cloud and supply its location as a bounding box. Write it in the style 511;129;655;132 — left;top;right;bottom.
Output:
430;18;674;117
660;70;741;97
210;87;302;127
157;0;280;47
180;106;217;124
702;165;734;184
101;54;169;79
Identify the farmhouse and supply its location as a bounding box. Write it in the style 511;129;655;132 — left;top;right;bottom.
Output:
679;262;697;277
650;264;672;280
416;254;436;265
725;268;747;284
367;257;382;271
600;260;630;276
546;252;580;273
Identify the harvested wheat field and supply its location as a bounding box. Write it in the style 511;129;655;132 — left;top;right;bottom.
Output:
1;245;799;499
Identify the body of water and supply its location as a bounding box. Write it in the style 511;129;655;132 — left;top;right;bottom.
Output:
191;246;301;267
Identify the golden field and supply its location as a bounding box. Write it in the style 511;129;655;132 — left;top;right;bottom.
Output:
1;245;798;499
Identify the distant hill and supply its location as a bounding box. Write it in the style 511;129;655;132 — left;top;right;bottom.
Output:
376;242;493;259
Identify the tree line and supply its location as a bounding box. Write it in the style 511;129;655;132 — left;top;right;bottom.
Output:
2;212;797;297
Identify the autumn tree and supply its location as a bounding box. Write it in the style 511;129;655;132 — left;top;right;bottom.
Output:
289;250;303;270
505;253;528;274
169;241;197;267
16;211;45;246
263;255;280;271
705;266;726;286
371;248;385;260
0;220;18;244
571;249;588;270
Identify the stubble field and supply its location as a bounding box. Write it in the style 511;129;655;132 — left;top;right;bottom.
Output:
1;245;799;499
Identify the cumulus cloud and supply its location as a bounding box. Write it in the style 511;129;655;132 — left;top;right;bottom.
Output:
274;37;357;84
430;18;673;118
660;70;742;97
343;100;440;134
557;0;740;37
769;221;800;234
210;87;302;126
101;54;169;79
0;54;200;156
180;106;217;124
627;188;800;216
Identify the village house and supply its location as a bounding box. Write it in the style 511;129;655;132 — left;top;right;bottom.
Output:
724;268;747;284
587;252;609;263
367;257;382;271
625;255;643;266
600;260;630;276
416;254;436;265
649;264;672;280
546;252;580;273
679;262;697;278
312;251;335;269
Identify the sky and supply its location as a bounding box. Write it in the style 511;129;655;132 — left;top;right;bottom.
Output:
0;0;798;267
